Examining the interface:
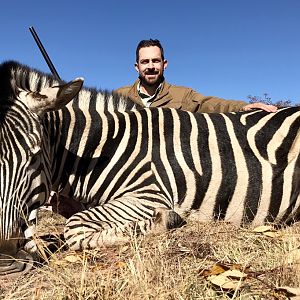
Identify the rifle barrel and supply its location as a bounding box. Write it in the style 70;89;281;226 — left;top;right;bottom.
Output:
29;26;61;81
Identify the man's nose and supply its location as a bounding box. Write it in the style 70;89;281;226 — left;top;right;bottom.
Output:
147;61;155;68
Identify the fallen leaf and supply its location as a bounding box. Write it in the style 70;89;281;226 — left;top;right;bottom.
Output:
208;274;244;290
199;262;251;277
222;269;247;279
230;263;243;270
252;225;281;238
276;286;300;299
253;225;273;233
64;254;81;263
262;231;281;238
199;263;228;277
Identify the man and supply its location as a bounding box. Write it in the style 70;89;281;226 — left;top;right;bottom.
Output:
114;39;277;113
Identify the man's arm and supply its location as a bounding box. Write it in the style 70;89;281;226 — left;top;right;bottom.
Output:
184;89;277;113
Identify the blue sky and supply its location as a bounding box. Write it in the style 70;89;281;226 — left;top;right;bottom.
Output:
1;0;300;104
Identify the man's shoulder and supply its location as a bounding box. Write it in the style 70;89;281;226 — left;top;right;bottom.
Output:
114;85;132;94
114;80;139;96
164;82;197;95
169;84;193;91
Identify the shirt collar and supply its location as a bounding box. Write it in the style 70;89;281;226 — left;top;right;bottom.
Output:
137;81;162;107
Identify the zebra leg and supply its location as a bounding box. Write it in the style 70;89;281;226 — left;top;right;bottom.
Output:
64;201;185;250
49;193;86;219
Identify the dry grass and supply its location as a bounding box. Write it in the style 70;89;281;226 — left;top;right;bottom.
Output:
1;210;300;300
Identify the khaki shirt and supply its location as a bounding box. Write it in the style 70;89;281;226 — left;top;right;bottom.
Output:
114;80;247;113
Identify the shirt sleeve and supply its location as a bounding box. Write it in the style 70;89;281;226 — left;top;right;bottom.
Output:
183;89;248;113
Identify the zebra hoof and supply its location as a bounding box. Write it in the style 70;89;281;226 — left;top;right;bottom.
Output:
153;208;186;231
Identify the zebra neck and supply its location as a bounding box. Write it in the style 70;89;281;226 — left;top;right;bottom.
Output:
46;109;131;201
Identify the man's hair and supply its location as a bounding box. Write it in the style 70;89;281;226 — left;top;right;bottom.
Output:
135;39;165;62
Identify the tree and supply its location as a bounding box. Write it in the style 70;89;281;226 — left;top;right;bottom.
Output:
247;93;296;107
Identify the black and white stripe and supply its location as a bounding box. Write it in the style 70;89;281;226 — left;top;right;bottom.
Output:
0;60;83;274
1;60;300;255
49;99;300;249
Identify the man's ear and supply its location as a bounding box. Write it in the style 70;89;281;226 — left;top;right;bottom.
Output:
163;59;168;70
134;63;139;73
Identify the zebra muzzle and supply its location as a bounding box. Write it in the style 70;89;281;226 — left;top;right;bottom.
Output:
0;249;34;276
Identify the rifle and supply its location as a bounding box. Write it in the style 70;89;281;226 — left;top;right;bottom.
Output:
29;26;62;82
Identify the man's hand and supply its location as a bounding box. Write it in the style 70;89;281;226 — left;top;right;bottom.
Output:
241;102;278;112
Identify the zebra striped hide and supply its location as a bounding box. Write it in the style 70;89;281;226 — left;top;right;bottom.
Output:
55;106;300;229
47;86;300;250
0;60;300;260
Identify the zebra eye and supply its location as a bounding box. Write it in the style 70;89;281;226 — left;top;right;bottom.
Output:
27;145;41;156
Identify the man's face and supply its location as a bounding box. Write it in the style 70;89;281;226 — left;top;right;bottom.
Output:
135;46;168;86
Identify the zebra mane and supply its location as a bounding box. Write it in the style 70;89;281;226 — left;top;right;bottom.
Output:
0;60;138;112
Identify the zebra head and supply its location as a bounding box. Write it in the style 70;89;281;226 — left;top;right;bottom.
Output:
0;62;83;276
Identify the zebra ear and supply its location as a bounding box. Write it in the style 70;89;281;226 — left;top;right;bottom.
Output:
22;77;84;116
51;77;84;110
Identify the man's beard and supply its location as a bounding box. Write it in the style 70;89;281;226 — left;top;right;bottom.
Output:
139;72;164;87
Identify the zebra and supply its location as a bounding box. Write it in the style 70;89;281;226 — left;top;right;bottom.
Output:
0;60;84;275
0;60;300;275
62;103;300;250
